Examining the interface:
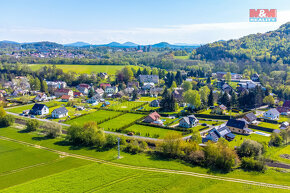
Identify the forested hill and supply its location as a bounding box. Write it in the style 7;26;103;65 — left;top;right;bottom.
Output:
193;22;290;64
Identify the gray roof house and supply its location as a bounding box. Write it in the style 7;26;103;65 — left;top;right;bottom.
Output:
179;115;198;128
263;108;280;120
203;125;235;143
52;107;69;119
244;112;257;124
30;104;49;115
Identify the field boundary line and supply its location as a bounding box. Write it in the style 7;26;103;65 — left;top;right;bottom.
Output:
0;136;289;190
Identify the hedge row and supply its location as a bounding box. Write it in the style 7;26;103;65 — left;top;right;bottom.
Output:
248;124;275;133
136;121;192;134
257;118;279;124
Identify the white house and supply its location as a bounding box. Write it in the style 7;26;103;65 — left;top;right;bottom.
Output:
52;107;69;118
263;108;280;120
179;115;198;128
105;86;118;94
30;104;49;115
34;93;47;102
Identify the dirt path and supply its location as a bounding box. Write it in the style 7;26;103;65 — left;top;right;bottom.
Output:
0;136;289;190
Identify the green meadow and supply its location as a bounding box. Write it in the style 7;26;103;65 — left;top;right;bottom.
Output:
0;126;289;191
28;64;141;75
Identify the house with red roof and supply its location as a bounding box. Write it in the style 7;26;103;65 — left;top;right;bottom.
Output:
54;89;73;97
143;112;161;123
61;95;73;102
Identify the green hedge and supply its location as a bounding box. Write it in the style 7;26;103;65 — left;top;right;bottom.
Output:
248;124;274;133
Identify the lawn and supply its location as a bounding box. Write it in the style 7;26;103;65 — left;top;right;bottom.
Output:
2;163;287;193
137;103;159;112
5;104;35;114
198;120;224;126
0;126;289;189
28;64;141;75
125;124;182;138
0;139;89;190
229;133;271;148
279;116;289;123
108;101;146;111
137;97;160;102
99;113;145;130
258;122;280;129
49;106;96;122
65;110;122;125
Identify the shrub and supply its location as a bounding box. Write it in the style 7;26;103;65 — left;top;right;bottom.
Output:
123;140;141;154
188;150;205;166
0;115;15;127
26;119;40;132
105;134;118;148
237;139;263;158
241;157;266;172
269;133;283;147
43;122;62;138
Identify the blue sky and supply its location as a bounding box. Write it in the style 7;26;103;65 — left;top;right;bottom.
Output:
0;0;289;44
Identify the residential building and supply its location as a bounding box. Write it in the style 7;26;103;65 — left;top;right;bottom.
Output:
34;93;47;102
263;108;280;120
105;86;118;94
203;125;235;143
251;73;259;82
61;95;73;102
73;92;83;98
179;115;198;128
243;112;257;124
78;87;89;95
142;82;155;90
51;107;69;118
100;83;111;88
276;107;289;116
143;112;161;123
226;119;252;135
54;89;73;97
95;88;104;97
139;75;159;84
127;81;139;88
30;104;49;115
46;81;67;91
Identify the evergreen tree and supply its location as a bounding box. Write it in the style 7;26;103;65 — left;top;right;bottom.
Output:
206;76;211;84
88;87;95;98
208;89;214;106
175;71;183;85
34;77;41;91
221;92;230;107
40;79;48;93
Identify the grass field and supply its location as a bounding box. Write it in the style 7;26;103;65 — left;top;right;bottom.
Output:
258;122;280;129
0;138;89;190
174;55;190;60
229;133;270;148
2;163;288;193
65;110;122;125
0;126;289;190
108;101;146;111
49;106;96;122
28;64;141;75
99;113;145;130
125;124;182;138
266;145;290;164
6;104;34;114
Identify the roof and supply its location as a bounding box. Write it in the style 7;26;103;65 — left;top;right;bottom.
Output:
73;92;83;96
181;115;197;125
217;126;231;137
52;107;68;114
61;95;72;100
148;112;161;121
219;104;227;110
244;112;257;122
283;100;290;108
32;104;47;111
226;119;246;129
78;83;90;88
276;106;289;113
265;108;280;115
55;88;72;93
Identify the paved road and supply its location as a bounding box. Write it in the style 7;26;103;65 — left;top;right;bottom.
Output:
6;111;160;141
0;135;289;190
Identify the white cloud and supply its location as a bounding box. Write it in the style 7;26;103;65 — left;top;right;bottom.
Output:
0;10;289;44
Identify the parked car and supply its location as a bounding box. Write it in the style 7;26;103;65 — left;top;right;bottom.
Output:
127;132;134;136
30;115;35;118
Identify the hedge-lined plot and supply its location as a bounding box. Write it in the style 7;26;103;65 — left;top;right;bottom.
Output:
65;110;122;125
99;113;145;130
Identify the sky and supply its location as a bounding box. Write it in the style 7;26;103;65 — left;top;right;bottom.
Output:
0;0;289;45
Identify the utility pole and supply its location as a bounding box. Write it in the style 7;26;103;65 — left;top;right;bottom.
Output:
117;137;120;159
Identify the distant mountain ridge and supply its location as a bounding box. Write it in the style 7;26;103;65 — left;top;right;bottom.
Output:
0;40;200;49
